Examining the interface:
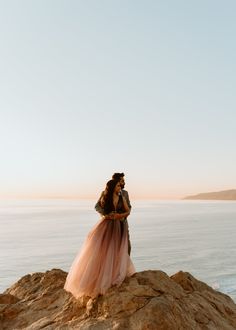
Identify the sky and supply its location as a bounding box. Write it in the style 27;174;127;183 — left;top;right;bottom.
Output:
0;0;236;199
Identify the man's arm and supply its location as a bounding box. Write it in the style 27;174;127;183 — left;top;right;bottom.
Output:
123;190;131;210
95;191;106;215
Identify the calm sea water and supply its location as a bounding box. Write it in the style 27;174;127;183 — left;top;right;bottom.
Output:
0;199;236;302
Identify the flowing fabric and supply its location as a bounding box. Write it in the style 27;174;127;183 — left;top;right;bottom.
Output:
64;217;135;298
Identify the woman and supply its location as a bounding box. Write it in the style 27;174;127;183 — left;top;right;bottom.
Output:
64;179;135;298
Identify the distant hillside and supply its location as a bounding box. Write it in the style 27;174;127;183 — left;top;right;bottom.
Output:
183;189;236;200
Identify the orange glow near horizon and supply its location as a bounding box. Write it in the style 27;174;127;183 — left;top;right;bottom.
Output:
0;191;184;200
1;185;234;200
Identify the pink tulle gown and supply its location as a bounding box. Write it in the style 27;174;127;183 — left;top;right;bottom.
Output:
64;216;135;298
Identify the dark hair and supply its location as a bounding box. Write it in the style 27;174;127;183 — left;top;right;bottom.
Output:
101;179;120;214
112;172;124;180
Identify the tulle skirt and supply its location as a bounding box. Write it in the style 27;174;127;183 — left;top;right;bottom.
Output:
64;217;135;298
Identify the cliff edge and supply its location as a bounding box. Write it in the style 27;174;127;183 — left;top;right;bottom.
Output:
1;269;236;329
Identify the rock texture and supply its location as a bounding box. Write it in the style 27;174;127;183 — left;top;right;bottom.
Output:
1;269;236;329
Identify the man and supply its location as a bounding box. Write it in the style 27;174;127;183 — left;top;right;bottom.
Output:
95;172;132;255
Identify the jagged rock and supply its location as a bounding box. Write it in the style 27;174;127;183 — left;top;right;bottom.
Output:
0;268;236;329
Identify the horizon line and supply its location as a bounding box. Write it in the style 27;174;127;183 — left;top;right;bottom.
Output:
1;188;235;201
0;194;183;201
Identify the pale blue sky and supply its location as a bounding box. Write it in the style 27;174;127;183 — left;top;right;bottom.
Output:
0;1;235;199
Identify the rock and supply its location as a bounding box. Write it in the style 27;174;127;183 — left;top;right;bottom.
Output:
0;294;19;305
0;268;236;329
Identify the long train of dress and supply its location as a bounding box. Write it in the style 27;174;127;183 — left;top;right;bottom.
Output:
64;217;135;298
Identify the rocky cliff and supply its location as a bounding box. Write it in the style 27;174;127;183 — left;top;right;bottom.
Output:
1;269;236;329
183;189;236;200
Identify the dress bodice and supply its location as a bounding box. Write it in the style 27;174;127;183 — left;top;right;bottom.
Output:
114;195;126;214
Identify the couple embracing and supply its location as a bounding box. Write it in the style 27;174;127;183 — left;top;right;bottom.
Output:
64;172;135;298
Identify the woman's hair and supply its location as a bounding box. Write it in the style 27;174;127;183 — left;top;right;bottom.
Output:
101;179;120;214
112;172;124;180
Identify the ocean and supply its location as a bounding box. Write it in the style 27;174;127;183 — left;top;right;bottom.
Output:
0;199;236;302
